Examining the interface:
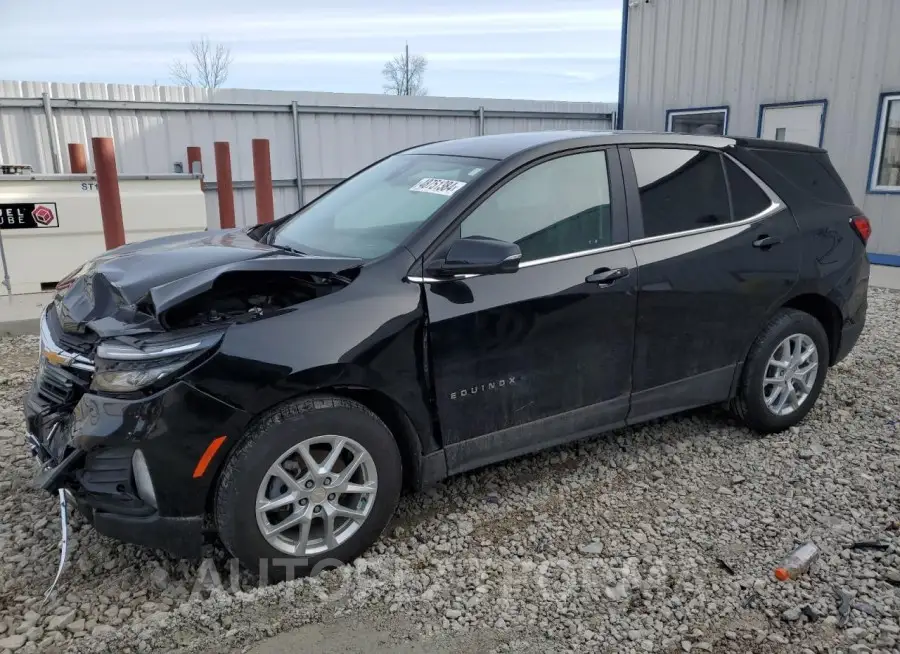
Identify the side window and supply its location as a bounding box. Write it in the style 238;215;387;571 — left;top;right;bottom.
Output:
724;158;771;219
460;151;612;262
631;148;730;238
750;148;854;205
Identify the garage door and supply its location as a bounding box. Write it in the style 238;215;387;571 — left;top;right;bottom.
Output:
759;102;826;147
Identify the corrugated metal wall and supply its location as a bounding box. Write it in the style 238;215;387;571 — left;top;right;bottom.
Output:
622;0;900;257
0;81;615;228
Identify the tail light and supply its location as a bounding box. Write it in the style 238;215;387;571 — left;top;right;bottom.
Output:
850;215;871;245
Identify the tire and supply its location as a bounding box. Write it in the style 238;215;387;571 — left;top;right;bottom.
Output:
215;395;402;583
731;308;829;434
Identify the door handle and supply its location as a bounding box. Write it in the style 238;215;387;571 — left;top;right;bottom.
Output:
753;235;782;249
585;267;629;285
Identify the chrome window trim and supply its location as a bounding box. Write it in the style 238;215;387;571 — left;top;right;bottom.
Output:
406;149;785;284
519;242;631;268
627;199;782;247
627;148;785;247
405;242;630;283
39;309;96;372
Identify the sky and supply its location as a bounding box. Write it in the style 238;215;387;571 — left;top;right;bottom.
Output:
0;0;622;102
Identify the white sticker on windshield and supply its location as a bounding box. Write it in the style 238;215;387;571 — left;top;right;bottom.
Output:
409;177;467;196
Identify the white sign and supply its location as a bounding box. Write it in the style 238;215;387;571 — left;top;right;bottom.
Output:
409;177;467;196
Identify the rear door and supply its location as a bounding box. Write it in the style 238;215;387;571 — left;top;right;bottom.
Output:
420;148;637;472
620;145;800;421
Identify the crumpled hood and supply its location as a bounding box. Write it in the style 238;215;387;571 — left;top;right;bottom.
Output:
53;229;363;337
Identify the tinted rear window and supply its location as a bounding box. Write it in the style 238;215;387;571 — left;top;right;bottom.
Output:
724;159;771;219
746;149;853;205
631;148;731;237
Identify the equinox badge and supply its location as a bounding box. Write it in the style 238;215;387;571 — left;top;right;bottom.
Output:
449;376;518;400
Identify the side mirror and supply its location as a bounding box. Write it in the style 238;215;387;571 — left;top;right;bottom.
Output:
426;236;522;277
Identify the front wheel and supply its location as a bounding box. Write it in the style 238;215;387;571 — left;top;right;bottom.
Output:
731;308;829;433
215;395;402;582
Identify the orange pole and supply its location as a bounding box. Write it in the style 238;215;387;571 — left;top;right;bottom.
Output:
91;137;125;249
213;142;236;229
68;143;87;174
252;138;275;224
186;146;203;175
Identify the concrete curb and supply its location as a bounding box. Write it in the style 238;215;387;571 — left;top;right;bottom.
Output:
0;318;40;337
0;290;55;337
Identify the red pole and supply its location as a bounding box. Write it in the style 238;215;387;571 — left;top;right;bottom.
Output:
91;137;125;250
186;146;203;175
213;142;236;229
68;143;87;174
252;138;275;224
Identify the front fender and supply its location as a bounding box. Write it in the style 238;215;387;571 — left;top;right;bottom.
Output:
182;257;435;455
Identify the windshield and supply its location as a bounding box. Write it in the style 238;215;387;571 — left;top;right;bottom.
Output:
271;153;495;259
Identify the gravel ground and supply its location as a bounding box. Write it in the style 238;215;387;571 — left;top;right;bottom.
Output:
1;287;899;654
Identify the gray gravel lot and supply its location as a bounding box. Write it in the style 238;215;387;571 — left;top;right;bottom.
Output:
1;287;898;654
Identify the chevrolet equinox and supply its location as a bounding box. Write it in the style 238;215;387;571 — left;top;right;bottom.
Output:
25;131;870;580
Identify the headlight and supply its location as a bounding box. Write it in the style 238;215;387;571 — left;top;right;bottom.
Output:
90;331;223;393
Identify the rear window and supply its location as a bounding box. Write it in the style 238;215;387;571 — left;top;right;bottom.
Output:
631;148;732;238
724;159;771;219
746;149;853;205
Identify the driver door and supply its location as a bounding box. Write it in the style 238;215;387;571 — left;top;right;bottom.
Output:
420;148;638;473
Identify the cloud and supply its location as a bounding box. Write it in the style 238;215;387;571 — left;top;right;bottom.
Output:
0;0;622;101
234;51;618;65
30;8;621;41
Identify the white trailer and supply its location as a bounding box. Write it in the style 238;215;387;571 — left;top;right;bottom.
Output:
0;174;207;295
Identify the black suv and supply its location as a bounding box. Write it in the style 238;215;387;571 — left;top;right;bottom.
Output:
25;131;870;579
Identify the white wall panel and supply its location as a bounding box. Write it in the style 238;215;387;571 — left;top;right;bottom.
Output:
1;81;614;228
623;0;900;257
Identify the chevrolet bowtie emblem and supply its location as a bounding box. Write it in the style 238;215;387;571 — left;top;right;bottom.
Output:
42;350;72;367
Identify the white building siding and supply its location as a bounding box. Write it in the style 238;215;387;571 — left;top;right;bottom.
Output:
0;81;615;228
623;0;900;257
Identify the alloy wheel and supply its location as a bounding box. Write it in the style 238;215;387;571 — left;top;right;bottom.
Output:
255;435;378;557
762;333;819;417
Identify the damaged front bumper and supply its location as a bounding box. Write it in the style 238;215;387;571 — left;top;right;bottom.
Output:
25;367;252;559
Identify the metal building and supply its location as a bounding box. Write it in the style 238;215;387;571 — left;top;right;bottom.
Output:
0;81;614;227
619;0;900;263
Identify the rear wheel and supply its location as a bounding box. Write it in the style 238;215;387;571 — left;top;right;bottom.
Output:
215;395;402;582
731;309;829;433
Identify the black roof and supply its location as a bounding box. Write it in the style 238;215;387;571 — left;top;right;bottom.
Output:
406;130;825;160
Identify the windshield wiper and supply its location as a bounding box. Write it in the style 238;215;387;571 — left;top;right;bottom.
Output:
269;243;307;256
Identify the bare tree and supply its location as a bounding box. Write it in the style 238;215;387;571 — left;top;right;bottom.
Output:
170;37;233;89
382;44;428;96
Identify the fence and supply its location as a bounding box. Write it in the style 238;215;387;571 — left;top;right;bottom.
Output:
0;81;616;227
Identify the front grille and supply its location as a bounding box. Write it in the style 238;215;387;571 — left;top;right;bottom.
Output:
46;304;97;357
37;362;79;406
35;304;95;413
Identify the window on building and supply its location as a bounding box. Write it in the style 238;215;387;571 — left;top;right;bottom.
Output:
724;159;771;219
631;148;731;238
871;93;900;191
666;108;728;136
460;151;612;262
